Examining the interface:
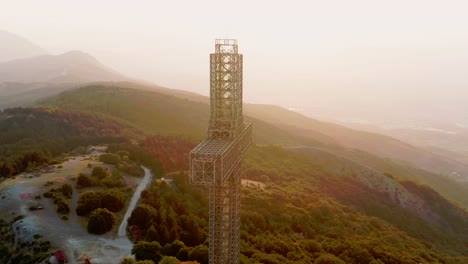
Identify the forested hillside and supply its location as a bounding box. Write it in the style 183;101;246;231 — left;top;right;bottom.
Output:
38;85;468;210
114;144;468;263
0;84;466;263
0;107;133;178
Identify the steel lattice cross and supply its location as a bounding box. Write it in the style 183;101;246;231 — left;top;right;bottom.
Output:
190;39;252;264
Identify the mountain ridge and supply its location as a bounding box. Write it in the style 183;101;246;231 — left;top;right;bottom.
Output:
0;30;47;62
37;85;468;210
0;50;128;83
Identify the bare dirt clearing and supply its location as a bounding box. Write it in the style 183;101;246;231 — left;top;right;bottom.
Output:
0;147;152;263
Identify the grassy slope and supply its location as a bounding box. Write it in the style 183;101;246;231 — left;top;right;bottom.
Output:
38;86;322;147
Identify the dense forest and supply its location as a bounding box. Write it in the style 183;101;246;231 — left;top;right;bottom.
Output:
121;145;468;263
0;107;132;178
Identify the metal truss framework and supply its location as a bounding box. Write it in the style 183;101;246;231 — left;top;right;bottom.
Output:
190;39;252;264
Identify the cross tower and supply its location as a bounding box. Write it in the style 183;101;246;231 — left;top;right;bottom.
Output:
190;39;252;264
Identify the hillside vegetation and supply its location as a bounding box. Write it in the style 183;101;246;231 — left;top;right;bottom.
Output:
38;85;468;209
0;107;133;178
38;86;319;146
0;84;466;262
115;143;468;263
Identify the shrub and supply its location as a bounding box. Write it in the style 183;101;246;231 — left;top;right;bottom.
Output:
303;240;322;254
128;204;157;230
76;191;103;216
145;225;158;242
176;247;190;261
162;240;186;257
60;183;73;197
101;190;125;212
57;200;70;214
43;191;54;198
159;256;179;264
92;166;110;179
87;208;116;234
99;153;121;165
76;173;94;189
131;241;162;263
189;245;209;264
102;170;126;188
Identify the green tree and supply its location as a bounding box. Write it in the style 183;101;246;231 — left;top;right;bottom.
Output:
188;245;208;264
159;256;179;264
145;225;159;242
56;200;70;214
76;173;94;189
102;170;125;187
76;191;103;216
176;247;190;261
162;240;186;257
128;204;157;229
302;240;322;254
87;208;116;234
131;241;163;263
158;220;172;245
92;166;109;179
102;190;125;212
60;183;73;198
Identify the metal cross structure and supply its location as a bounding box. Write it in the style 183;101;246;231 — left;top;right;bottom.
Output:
190;39;252;264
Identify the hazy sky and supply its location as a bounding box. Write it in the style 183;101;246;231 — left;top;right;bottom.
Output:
1;0;468;123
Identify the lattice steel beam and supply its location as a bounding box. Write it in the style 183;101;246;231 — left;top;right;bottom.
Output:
190;39;251;264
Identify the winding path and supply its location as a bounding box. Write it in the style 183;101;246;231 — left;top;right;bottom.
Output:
118;166;153;237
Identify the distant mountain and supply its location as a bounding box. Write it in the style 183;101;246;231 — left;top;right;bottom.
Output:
0;30;47;62
0;50;128;83
344;121;468;167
